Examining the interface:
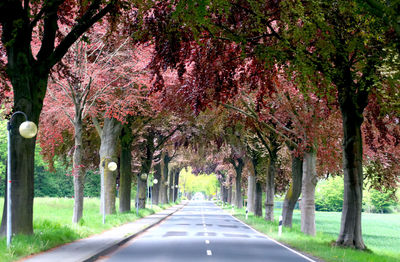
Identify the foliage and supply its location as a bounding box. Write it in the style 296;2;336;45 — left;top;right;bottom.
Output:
315;176;344;212
180;167;219;198
365;188;398;213
315;175;399;213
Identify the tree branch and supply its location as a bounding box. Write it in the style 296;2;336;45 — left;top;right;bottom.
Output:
45;0;116;68
91;116;103;137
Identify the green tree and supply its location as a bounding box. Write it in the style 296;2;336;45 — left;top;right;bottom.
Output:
368;189;397;213
315;176;344;212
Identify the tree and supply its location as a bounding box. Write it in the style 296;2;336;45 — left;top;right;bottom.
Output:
0;0;126;236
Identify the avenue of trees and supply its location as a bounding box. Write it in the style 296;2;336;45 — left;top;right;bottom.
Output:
0;0;399;252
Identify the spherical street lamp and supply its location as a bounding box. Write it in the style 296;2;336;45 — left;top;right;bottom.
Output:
153;178;158;184
164;181;169;186
7;111;37;248
175;185;179;188
107;161;117;171
18;121;38;138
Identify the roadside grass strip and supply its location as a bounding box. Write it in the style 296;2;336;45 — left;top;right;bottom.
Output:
221;204;400;262
0;197;176;262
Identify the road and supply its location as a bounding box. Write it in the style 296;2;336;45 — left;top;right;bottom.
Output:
98;201;315;262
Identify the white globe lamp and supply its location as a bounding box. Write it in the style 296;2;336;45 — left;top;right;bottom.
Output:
108;161;117;171
19;121;37;138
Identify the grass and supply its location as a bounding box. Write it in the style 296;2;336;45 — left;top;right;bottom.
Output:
220;203;400;262
0;197;175;262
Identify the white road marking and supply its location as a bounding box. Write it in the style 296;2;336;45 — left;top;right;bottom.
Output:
207;250;212;256
205;240;210;244
204;233;208;236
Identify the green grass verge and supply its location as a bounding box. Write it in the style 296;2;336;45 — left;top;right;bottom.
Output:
220;203;400;262
0;197;175;262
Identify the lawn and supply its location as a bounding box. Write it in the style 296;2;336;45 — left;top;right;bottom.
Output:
225;205;400;262
0;197;172;262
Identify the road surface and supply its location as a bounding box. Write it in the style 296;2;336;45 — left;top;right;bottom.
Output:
98;201;315;262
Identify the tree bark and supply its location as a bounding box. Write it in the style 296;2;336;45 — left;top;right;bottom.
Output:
72;118;85;223
218;172;226;203
231;183;237;206
265;157;276;221
254;178;263;217
301;150;317;236
159;153;169;204
174;168;180;201
99;117;122;215
138;131;155;209
152;163;161;205
336;86;367;249
234;158;244;208
247;174;256;213
282;154;303;227
119;124;133;213
227;184;232;204
168;168;174;202
250;154;263;217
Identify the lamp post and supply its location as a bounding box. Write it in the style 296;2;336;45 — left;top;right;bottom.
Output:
7;111;37;247
101;160;117;224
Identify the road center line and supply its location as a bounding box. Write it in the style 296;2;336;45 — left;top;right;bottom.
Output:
205;240;210;244
207;250;212;256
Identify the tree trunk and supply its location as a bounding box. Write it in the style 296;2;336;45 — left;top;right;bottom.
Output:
99;117;122;215
229;158;244;208
138;132;155;209
235;159;244;208
72;118;85;223
168;168;174;202
159;154;169;204
174;169;180;201
254;179;263;217
301;150;317;236
227;185;232;204
336;89;366;249
282;154;303;227
251;155;263;217
265;157;276;221
0;68;47;236
119;124;133;213
231;183;237;206
152;163;161;205
247;174;256;213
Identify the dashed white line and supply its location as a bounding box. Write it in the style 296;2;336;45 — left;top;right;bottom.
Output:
205;240;210;244
204;233;209;236
207;250;212;256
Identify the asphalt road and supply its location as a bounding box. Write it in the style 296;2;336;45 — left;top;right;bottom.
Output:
99;201;315;262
